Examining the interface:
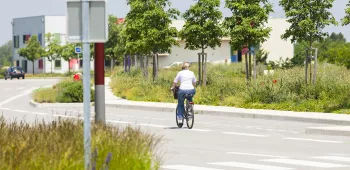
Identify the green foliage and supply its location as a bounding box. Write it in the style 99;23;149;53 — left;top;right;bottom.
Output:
0;40;12;66
111;63;350;114
179;0;223;52
105;15;125;63
45;33;63;73
341;1;350;26
223;0;273;49
33;78;94;103
124;0;179;56
292;32;350;69
17;35;45;74
0;116;162;170
279;0;338;46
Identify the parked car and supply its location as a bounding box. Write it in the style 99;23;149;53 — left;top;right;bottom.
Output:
4;67;25;80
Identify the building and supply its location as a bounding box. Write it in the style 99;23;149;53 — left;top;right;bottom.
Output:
11;15;94;74
158;18;294;68
12;15;293;73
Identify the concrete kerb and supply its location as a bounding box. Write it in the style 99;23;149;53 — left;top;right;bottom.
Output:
107;101;350;126
30;100;94;108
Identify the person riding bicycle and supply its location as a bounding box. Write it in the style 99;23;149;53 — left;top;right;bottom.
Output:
171;62;196;124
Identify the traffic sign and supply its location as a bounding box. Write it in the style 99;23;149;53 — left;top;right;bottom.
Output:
66;0;108;43
75;47;81;53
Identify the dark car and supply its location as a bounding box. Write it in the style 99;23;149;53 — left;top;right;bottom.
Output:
4;67;25;80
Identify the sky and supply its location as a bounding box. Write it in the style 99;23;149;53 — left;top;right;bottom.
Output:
0;0;349;45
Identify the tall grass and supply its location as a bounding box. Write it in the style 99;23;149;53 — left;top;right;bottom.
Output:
111;63;350;114
0;116;162;170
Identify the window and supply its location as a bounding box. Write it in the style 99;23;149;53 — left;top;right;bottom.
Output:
13;36;19;48
22;35;31;44
38;59;43;69
38;34;42;45
55;60;61;69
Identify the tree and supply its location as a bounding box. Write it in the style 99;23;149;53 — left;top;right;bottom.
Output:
224;0;273;81
124;0;179;81
0;40;12;66
179;0;223;86
61;42;94;73
342;0;350;26
17;35;45;74
105;15;125;69
45;33;63;73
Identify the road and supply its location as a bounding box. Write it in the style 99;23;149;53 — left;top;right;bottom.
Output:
1;78;350;170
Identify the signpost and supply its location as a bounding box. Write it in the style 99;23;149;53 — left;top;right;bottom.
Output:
66;0;108;169
75;47;81;70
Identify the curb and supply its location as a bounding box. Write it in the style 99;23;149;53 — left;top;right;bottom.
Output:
30;100;94;108
108;102;350;126
306;126;350;137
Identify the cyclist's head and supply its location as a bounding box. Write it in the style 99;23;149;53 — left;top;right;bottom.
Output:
181;62;190;70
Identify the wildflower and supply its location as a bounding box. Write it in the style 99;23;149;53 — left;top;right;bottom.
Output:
273;79;277;84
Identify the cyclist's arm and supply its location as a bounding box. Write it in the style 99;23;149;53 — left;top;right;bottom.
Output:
172;73;180;89
192;73;197;87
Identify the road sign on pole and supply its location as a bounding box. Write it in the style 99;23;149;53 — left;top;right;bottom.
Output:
66;0;108;169
66;0;108;43
75;47;81;53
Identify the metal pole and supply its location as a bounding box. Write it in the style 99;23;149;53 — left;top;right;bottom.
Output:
94;43;106;124
82;0;91;169
305;49;308;84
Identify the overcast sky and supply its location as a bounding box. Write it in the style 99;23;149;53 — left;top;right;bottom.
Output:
0;0;349;45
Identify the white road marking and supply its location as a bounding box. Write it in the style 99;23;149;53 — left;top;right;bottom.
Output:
261;158;348;168
311;156;350;162
222;132;268;137
284;137;344;144
184;128;212;132
0;88;36;106
162;165;223;170
208;162;293;170
138;124;169;128
107;120;132;124
0;108;47;115
227;152;287;158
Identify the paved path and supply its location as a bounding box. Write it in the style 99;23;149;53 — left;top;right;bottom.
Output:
1;78;350;170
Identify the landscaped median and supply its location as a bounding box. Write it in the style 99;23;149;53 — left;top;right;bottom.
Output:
110;63;350;114
0;115;163;169
32;77;95;105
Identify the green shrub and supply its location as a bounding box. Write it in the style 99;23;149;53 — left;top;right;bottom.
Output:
111;63;350;114
0;116;162;170
33;78;94;103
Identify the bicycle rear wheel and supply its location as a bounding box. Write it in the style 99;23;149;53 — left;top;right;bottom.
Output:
186;104;194;129
175;106;183;128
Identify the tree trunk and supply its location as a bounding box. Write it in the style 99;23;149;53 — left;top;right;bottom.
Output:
198;53;201;85
32;60;35;75
305;49;308;84
111;58;113;70
145;55;149;80
253;51;256;80
51;60;53;74
134;55;137;69
248;47;252;80
245;53;249;82
202;48;207;87
153;54;156;81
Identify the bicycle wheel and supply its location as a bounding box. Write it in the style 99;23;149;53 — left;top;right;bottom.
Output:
186;104;194;129
175;106;183;128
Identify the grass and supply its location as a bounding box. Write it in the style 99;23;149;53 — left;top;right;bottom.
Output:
110;62;350;114
0;116;162;170
32;78;95;103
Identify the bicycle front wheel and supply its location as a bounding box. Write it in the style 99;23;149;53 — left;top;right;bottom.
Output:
186;104;194;129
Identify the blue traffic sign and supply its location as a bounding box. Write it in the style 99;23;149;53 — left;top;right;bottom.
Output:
75;47;81;53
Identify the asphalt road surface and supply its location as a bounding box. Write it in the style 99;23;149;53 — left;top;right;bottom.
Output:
1;78;350;170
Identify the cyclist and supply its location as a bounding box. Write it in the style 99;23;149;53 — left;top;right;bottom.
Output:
171;62;196;124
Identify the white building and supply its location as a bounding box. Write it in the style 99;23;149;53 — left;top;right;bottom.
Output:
12;15;293;73
12;15;94;74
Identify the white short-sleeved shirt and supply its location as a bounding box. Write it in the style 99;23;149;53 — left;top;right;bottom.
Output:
173;70;196;90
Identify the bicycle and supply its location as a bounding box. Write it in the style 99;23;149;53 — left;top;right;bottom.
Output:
171;87;195;129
